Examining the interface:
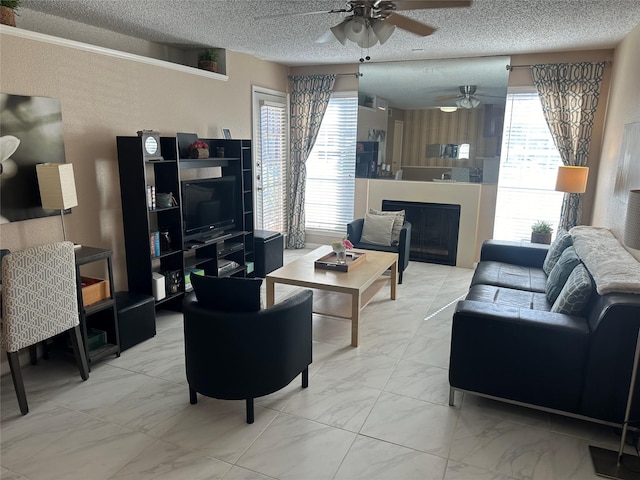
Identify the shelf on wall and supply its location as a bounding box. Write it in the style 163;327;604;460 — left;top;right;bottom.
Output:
0;25;229;81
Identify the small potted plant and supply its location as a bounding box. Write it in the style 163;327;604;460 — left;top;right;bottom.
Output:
189;140;209;159
1;0;19;27
198;49;218;73
531;220;553;244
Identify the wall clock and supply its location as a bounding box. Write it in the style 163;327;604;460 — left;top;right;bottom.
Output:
137;130;164;161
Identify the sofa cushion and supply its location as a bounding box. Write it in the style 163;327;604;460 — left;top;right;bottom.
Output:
471;261;547;293
546;246;581;304
466;284;552;311
543;230;573;275
191;274;262;312
360;213;395;246
551;263;593;315
369;208;404;245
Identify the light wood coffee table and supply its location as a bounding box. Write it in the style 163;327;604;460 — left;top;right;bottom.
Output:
266;245;398;347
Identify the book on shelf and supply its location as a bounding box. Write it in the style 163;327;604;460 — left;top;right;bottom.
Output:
149;231;160;257
146;185;156;210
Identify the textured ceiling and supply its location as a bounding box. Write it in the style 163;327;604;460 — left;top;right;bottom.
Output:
19;0;640;66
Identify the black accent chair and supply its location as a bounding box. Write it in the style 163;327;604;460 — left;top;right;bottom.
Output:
183;289;313;424
347;219;411;284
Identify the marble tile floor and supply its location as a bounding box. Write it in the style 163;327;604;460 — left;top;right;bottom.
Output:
0;245;626;480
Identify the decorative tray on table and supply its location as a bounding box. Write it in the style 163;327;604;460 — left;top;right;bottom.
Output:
314;251;366;272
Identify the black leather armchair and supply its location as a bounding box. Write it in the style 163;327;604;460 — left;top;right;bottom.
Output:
347;219;411;284
183;289;313;423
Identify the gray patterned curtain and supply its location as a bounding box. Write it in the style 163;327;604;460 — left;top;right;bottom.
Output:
531;62;605;230
287;74;336;248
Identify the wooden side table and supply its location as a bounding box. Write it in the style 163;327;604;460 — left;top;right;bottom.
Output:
74;246;120;368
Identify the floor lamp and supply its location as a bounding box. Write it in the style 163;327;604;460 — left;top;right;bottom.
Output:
590;189;640;479
36;163;78;241
555;165;589;229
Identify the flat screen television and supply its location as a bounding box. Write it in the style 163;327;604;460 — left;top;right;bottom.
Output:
181;176;236;242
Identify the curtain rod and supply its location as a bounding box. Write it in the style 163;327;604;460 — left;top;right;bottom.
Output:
506;60;612;71
288;72;362;78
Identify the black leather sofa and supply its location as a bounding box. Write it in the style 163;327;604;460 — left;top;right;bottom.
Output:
449;238;640;425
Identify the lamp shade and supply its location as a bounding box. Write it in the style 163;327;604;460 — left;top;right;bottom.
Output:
36;163;78;210
372;19;395;44
330;19;349;45
555;166;589;193
624;189;640;250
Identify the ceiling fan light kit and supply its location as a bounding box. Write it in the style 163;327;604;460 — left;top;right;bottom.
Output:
323;0;472;53
456;96;480;109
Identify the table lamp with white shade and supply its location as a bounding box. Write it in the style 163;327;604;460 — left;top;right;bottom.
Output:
36;163;78;241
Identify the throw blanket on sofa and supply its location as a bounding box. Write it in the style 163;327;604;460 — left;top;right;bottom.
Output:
571;226;640;295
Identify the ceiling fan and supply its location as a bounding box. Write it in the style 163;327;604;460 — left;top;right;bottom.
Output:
263;1;472;48
435;85;500;109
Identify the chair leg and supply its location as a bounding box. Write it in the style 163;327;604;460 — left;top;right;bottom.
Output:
189;388;198;404
7;351;28;415
69;326;89;381
29;345;37;365
399;270;403;285
246;398;254;424
449;387;456;406
42;340;50;360
302;367;309;388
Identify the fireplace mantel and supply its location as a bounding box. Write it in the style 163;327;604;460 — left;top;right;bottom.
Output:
355;179;498;268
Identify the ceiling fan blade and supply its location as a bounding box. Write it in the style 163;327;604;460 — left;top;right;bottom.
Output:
474;93;506;98
393;1;472;11
434;94;461;102
256;8;347;20
316;30;337;44
386;12;435;36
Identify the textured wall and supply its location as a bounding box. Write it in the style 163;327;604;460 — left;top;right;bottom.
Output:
0;31;288;290
592;23;640;261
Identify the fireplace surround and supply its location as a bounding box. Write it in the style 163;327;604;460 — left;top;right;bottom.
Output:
382;199;460;266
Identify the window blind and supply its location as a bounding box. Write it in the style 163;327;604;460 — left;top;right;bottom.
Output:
257;101;288;232
493;91;564;241
305;94;358;233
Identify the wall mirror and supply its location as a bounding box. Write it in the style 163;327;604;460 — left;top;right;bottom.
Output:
357;56;510;183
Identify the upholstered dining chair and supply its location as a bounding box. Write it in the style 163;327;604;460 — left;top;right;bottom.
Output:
1;241;89;415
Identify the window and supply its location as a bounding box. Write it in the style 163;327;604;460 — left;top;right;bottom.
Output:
305;93;358;233
252;88;288;232
493;89;564;241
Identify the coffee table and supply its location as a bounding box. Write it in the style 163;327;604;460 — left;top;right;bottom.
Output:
266;245;398;347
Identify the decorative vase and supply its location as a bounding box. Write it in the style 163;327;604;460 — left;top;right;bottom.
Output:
0;6;16;26
335;249;346;263
190;148;209;159
198;60;217;73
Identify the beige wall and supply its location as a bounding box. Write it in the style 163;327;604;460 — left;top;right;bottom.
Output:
592;23;640;261
0;29;288;290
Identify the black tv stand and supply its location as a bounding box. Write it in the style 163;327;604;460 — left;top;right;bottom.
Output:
188;232;233;247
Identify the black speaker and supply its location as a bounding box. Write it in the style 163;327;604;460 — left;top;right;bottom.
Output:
163;269;182;295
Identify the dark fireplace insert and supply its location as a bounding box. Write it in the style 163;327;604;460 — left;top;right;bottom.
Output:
382;200;461;266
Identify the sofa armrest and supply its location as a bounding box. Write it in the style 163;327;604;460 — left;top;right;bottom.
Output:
480;240;549;268
347;218;364;244
449;300;590;412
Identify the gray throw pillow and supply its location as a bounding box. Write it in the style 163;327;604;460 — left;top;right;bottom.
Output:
543;230;573;275
546;246;581;304
551;264;593;315
369;208;405;245
361;213;395;246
